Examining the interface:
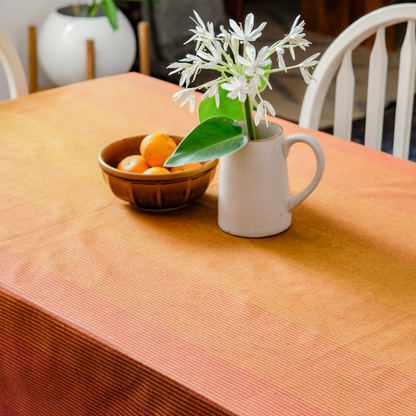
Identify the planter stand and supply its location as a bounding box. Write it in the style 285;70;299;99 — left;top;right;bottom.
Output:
27;21;150;94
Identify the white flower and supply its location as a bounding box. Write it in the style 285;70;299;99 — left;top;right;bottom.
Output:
221;75;249;102
202;81;220;108
250;74;271;99
167;63;194;87
287;15;307;45
197;41;223;69
237;44;271;76
275;46;287;71
229;13;266;43
248;73;272;100
173;88;196;113
169;12;319;123
230;36;240;59
298;52;320;84
300;52;320;67
285;15;311;59
180;54;204;64
185;10;216;50
300;67;312;84
167;61;191;76
254;100;276;126
218;25;232;51
167;54;204;87
248;75;261;100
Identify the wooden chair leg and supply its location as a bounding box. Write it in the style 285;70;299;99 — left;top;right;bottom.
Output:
28;26;38;93
138;21;151;76
86;39;95;80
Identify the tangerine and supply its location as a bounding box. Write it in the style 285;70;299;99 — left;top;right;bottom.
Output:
143;167;171;175
170;162;202;172
140;133;177;167
117;155;150;173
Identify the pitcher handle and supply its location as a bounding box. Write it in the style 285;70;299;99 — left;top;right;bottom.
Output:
283;133;325;212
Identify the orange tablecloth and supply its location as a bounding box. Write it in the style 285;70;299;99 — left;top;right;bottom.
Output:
1;72;416;415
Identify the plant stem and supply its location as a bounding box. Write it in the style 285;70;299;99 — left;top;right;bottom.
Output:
70;4;80;16
266;64;300;74
244;99;261;140
87;0;102;17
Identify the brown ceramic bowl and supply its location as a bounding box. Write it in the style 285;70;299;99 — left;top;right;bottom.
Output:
98;135;218;210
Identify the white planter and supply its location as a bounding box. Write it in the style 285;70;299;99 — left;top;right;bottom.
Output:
38;6;136;86
218;121;325;238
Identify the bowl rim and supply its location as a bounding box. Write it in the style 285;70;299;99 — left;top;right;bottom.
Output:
98;135;219;182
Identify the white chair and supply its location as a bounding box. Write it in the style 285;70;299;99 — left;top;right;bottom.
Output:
299;4;416;160
0;26;28;99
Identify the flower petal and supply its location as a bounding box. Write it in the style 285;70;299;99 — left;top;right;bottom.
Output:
257;46;270;62
245;44;256;64
237;56;252;67
248;22;267;41
229;19;244;39
244;13;254;33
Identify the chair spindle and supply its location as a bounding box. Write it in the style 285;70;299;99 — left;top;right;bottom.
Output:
365;26;388;151
334;48;355;141
393;19;416;159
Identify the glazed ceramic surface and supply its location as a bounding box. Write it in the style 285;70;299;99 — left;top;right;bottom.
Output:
218;121;325;238
38;6;136;86
99;136;218;210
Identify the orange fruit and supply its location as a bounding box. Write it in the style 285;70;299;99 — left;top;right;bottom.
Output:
143;167;171;175
140;133;177;167
117;155;150;173
170;162;202;172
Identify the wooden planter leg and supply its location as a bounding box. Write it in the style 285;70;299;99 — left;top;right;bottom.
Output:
28;29;96;90
28;26;38;93
138;21;150;76
86;39;95;80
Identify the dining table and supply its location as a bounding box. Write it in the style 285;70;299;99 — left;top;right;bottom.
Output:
1;72;416;416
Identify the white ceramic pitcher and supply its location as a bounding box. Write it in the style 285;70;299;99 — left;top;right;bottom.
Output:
218;121;325;238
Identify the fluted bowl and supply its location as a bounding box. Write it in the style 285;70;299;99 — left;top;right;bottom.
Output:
98;135;218;210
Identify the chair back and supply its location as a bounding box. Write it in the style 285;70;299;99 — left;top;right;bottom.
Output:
299;4;416;160
0;26;28;99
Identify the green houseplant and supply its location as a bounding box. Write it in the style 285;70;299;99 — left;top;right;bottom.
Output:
38;0;154;86
163;11;325;238
164;11;320;167
70;0;153;30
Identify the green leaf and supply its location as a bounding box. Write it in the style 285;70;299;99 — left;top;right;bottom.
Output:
164;117;247;167
103;0;118;30
199;86;244;123
87;2;101;17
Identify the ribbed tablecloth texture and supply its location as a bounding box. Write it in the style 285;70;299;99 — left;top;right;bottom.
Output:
1;73;416;415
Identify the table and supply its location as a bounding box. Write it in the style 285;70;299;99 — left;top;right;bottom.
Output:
1;72;416;415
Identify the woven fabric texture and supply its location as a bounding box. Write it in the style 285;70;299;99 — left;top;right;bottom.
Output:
1;73;416;415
